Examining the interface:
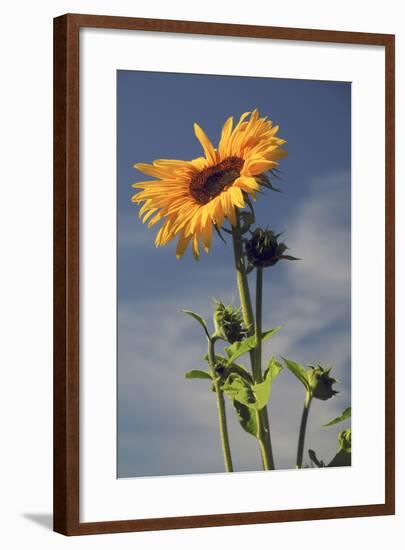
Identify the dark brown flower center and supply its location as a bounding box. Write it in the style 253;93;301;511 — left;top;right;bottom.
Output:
189;156;244;204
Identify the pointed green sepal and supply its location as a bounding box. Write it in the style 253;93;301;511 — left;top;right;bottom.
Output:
180;309;210;339
185;370;212;380
322;406;351;427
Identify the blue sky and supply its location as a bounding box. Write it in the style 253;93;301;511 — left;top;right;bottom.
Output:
117;70;351;477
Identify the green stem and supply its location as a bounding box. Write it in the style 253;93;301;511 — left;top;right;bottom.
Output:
255;268;264;382
255;267;275;470
296;391;312;469
231;212;274;470
231;218;255;340
207;337;233;472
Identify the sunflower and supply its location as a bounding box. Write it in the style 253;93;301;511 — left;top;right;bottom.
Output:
132;109;287;259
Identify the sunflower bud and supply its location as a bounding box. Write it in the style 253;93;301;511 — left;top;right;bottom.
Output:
213;301;247;344
307;365;338;401
245;228;298;269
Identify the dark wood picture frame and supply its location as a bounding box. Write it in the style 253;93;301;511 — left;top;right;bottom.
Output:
53;13;395;536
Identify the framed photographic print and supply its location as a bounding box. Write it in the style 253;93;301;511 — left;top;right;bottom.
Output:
53;13;395;535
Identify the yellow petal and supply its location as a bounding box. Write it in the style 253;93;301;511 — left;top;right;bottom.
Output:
174;204;201;235
240;109;259;146
267;124;280;137
142;208;159;223
133;163;168;179
188;206;204;235
138;200;153;217
202;221;213;253
234;111;251;131
218;116;233;159
228;186;245;208
131;192;146;203
154;159;192;171
192;233;200;260
132;180;160;189
221;192;236;226
266;149;288;161
211;195;225;228
159;216;180;246
175;232;191;259
147;210;164;228
190;156;209;171
194;123;217;165
201;203;213;228
227;202;237;226
156;219;173;246
243;159;277;176
234;176;260;194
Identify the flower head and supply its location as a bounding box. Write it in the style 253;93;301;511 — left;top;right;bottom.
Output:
132;110;287;259
307;365;339;401
213;301;247;344
245;228;298;269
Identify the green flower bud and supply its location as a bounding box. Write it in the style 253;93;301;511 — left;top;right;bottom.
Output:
213;301;247;344
245;228;298;269
307;364;339;401
214;363;226;378
338;429;352;453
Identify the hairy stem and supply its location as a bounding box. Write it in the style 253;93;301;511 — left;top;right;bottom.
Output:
207;337;233;472
231;219;255;340
255;267;264;383
255;267;275;470
231;212;274;470
296;391;312;469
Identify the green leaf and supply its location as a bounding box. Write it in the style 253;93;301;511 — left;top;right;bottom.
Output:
322;407;351;427
221;373;256;407
224;327;281;364
233;400;259;438
224;338;255;364
180;310;210;339
222;358;282;411
225;362;254;384
338;429;352;452
308;449;325;468
185;370;212;380
253;357;283;410
327;449;351;467
281;356;310;390
327;429;352;467
264;356;283;381
260;327;282;344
